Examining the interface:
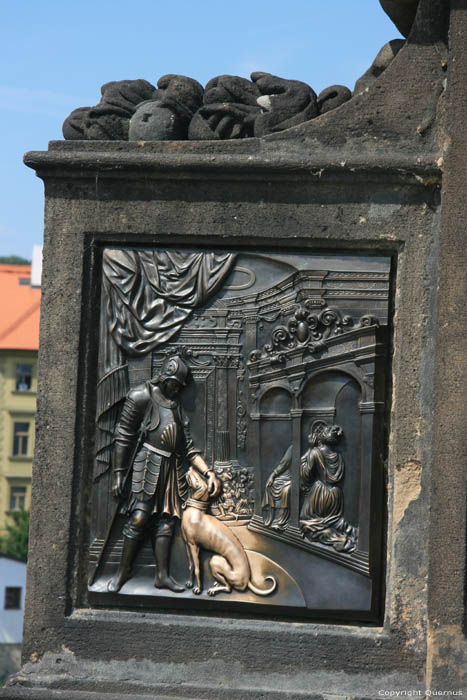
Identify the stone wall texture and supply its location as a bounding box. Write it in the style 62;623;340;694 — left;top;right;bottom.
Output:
0;1;465;698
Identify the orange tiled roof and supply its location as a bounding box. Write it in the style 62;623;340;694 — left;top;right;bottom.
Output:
0;265;40;351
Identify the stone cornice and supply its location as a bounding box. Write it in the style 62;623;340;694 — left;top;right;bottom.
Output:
24;143;442;185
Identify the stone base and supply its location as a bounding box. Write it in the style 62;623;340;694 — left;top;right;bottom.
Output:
1;649;425;699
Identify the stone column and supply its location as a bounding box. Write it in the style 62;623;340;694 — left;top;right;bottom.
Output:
214;355;232;467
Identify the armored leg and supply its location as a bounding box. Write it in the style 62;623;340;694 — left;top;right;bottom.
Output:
152;517;184;593
107;508;149;593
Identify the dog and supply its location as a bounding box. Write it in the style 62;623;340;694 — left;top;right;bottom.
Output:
181;467;277;597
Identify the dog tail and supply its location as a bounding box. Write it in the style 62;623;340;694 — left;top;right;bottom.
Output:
248;575;277;597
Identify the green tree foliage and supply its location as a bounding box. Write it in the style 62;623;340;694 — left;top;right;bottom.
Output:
0;510;29;561
0;255;31;265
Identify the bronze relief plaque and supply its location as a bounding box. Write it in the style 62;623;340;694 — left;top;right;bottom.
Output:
88;246;391;621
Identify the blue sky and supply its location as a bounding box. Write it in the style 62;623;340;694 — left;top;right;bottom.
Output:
1;1;401;260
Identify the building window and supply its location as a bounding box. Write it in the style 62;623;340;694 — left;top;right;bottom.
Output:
4;587;22;610
13;422;29;456
16;364;33;391
10;486;26;511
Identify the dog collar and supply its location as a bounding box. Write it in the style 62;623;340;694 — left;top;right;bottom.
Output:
185;498;209;511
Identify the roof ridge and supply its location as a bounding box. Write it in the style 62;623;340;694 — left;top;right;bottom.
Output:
0;264;31;273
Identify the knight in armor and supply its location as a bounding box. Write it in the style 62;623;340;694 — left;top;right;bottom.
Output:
108;355;221;593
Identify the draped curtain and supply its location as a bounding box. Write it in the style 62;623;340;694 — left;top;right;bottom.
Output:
103;248;236;355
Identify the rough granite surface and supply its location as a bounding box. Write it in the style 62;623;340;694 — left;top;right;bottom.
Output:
1;1;465;698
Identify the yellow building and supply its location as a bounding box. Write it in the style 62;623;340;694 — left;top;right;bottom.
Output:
0;265;40;537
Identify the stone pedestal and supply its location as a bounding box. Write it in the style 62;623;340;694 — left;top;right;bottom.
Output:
1;1;466;697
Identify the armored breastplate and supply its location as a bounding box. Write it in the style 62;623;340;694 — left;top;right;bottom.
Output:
146;404;183;454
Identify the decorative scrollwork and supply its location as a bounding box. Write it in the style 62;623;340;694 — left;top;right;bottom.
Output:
270;352;286;365
248;349;263;363
270;326;294;349
306;304;353;339
358;314;380;328
248;302;356;364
